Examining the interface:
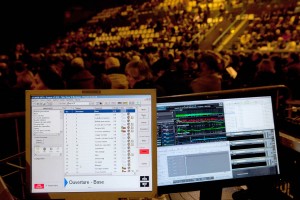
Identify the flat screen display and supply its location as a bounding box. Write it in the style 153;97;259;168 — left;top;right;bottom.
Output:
25;89;157;200
156;93;280;194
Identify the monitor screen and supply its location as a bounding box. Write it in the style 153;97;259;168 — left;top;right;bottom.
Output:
25;89;157;200
156;88;281;195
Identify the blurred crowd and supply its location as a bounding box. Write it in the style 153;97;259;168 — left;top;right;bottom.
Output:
0;0;299;113
238;3;300;51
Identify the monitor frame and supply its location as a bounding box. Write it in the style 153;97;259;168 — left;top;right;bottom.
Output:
25;89;157;200
156;85;286;197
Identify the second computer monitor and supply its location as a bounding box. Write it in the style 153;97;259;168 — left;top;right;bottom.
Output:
156;88;281;198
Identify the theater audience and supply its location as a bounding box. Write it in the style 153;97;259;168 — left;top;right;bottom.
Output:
9;43;30;61
94;73;112;89
190;53;222;93
270;54;286;83
63;57;95;89
235;51;263;88
0;62;10;89
12;61;34;90
152;50;192;96
125;59;165;96
90;60;112;89
283;52;300;99
105;56;129;89
0;0;298;100
30;67;65;90
252;58;280;87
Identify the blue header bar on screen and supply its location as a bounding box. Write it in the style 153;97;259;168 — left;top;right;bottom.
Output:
64;109;136;113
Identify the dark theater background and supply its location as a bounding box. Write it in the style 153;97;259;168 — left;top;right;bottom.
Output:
0;0;300;199
0;0;140;53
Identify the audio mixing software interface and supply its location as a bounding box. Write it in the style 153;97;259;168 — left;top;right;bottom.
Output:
156;96;280;186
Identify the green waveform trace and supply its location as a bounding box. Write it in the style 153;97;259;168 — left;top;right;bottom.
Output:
178;120;225;124
177;126;225;133
176;113;223;117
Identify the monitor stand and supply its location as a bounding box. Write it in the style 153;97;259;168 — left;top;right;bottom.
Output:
199;185;223;200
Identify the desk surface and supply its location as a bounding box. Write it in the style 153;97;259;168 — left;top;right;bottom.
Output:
279;131;300;153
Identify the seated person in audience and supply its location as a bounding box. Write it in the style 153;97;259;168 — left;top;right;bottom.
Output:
152;53;192;96
90;61;112;89
125;59;165;96
12;61;35;90
0;61;27;112
63;57;95;89
9;42;30;61
190;53;222;93
105;56;128;89
31;67;65;90
283;52;300;99
0;62;10;89
235;52;262;88
94;74;112;89
252;58;280;87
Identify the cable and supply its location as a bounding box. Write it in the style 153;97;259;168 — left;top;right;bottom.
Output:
186;192;198;200
179;192;187;200
177;192;198;200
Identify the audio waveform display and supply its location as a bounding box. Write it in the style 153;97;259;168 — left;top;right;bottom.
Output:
157;103;226;146
177;117;224;123
176;126;226;134
176;113;223;117
176;135;227;145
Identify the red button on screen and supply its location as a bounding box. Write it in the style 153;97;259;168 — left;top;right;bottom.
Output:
34;184;44;189
139;149;149;154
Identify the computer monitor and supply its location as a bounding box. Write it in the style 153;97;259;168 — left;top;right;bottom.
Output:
156;86;283;200
25;89;157;200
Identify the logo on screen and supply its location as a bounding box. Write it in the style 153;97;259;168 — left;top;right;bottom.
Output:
140;176;149;187
34;184;44;189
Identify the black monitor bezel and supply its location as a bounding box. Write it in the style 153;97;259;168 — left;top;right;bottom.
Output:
156;85;286;195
